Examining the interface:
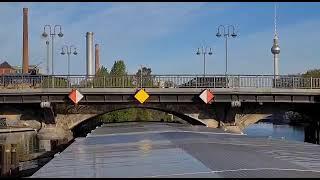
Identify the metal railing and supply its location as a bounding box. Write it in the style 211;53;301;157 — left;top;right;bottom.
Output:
0;74;319;89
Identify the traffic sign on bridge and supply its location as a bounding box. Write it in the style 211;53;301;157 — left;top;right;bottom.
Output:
134;89;149;104
199;89;214;104
69;89;84;104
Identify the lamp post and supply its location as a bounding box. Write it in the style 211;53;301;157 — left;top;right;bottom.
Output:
45;40;49;75
42;25;64;75
140;65;143;88
42;25;63;87
196;46;213;77
60;45;78;78
216;25;237;76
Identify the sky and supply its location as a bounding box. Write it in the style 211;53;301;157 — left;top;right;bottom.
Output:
1;2;320;75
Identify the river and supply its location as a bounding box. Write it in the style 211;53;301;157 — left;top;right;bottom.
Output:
244;122;305;142
0;130;72;177
0;120;313;177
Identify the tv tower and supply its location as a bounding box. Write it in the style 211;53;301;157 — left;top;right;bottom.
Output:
271;3;280;78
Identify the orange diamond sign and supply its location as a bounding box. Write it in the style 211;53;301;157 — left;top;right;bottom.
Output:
199;89;214;104
134;89;149;104
69;89;84;104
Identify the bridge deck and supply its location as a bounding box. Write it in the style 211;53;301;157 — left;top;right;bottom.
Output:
1;88;319;103
32;122;320;178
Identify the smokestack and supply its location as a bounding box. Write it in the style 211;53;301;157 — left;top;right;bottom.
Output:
22;8;29;74
86;32;94;77
95;44;100;74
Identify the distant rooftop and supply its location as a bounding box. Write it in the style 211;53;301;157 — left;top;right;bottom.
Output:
0;61;13;69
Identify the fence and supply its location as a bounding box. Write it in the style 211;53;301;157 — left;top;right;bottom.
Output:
0;74;319;89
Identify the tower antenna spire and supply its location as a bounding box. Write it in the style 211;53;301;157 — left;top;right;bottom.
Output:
274;2;278;36
271;2;280;78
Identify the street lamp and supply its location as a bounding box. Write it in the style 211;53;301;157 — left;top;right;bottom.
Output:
140;65;143;88
216;25;237;76
196;46;213;76
60;45;77;78
45;40;50;75
42;25;64;76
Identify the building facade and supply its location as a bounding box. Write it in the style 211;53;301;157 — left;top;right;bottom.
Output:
0;61;16;75
0;61;41;75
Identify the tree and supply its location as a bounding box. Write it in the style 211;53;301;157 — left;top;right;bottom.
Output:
106;60;131;87
302;69;320;78
135;109;152;121
110;60;127;76
92;65;109;87
136;66;154;87
94;61;173;123
96;66;109;76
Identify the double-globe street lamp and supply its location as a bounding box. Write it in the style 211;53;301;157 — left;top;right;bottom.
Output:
60;45;78;78
41;25;64;76
216;25;237;76
196;46;213;77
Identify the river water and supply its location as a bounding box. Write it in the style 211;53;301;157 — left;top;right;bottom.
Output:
0;120;311;177
0;130;71;177
244;122;305;142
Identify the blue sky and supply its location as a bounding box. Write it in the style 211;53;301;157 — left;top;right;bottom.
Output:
1;2;320;75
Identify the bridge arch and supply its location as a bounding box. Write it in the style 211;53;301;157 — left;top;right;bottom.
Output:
69;106;206;131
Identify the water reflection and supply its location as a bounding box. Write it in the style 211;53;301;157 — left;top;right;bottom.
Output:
244;122;305;142
0;131;48;177
138;139;152;156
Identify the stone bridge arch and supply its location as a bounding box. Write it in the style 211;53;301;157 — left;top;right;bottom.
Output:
53;103;220;130
69;106;208;131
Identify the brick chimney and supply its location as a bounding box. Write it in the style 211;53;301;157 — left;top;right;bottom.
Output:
22;8;29;74
95;44;100;74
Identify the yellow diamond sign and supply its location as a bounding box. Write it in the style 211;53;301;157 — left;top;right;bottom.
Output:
134;89;149;104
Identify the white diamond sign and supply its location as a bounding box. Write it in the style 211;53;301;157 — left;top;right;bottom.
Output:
199;89;214;104
69;89;83;104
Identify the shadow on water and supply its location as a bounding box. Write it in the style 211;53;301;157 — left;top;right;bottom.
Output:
0;130;74;177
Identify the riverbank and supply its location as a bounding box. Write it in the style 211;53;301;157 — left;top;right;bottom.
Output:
0;127;35;133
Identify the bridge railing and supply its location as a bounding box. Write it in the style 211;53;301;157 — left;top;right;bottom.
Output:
0;74;320;89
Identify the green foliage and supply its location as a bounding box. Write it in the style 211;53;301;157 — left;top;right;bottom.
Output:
41;76;68;88
96;66;109;76
93;60;173;123
99;108;174;123
110;60;127;76
99;109;137;123
102;60;134;87
136;66;154;87
92;66;109;87
302;69;320;78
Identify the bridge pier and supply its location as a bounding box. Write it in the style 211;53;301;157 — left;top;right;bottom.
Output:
37;124;73;151
292;104;320;144
304;121;320;144
211;103;277;134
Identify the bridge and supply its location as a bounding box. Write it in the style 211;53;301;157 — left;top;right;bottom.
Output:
0;74;319;145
